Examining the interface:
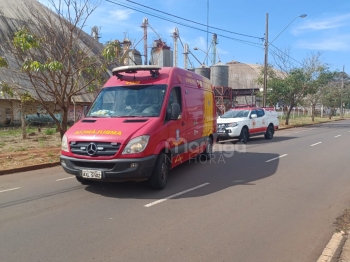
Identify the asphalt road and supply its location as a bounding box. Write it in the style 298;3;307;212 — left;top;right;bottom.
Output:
1;120;350;262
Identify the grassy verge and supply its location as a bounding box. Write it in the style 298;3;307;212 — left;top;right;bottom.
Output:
334;209;350;233
278;116;349;129
0;127;37;136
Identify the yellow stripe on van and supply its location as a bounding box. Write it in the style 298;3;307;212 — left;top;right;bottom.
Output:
202;90;214;137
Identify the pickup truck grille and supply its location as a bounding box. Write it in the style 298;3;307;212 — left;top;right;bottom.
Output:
70;142;121;156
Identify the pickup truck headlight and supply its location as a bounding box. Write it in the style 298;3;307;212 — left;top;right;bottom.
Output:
122;135;150;154
227;122;238;127
61;134;69;152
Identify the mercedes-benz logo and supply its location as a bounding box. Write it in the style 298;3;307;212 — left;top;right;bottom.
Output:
87;143;97;156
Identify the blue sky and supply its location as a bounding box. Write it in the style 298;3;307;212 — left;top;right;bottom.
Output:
40;0;350;73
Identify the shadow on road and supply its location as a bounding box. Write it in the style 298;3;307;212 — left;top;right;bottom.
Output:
218;135;297;146
85;151;281;201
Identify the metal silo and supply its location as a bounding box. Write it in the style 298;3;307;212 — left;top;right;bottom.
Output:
126;49;142;65
210;62;229;86
195;66;211;79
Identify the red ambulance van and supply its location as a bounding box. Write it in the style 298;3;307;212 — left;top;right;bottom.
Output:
60;66;217;189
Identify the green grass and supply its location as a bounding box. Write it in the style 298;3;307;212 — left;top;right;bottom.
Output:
0;142;5;147
44;128;55;135
0;128;36;137
279;115;349;128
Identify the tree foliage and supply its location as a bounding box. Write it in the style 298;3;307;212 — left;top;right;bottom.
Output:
258;52;341;125
0;0;121;138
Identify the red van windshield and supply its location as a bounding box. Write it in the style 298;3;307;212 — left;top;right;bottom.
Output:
87;85;167;117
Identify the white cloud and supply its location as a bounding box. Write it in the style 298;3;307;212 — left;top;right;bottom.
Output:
297;35;350;51
109;8;134;22
294;13;350;34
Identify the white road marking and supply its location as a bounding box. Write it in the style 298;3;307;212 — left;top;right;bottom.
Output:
294;131;299;133
335;135;341;138
0;187;20;193
144;183;210;207
265;154;288;163
310;142;322;147
56;177;74;181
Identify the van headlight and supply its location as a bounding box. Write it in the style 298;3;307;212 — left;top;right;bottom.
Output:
61;134;69;152
122;135;150;154
227;122;238;127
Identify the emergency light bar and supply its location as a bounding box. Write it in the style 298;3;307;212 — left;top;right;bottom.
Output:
112;65;161;79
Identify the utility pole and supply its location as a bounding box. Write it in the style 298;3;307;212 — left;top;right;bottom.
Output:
206;0;209;65
341;65;344;118
263;13;269;107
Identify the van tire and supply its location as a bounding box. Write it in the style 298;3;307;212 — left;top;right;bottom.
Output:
149;152;169;190
201;137;213;160
76;176;95;185
265;125;274;139
239;127;249;144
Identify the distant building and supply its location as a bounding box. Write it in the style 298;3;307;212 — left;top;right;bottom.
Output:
150;39;173;67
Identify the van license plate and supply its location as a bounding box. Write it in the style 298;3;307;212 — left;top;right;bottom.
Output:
82;170;102;179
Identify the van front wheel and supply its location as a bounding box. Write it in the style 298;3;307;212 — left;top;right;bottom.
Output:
149;152;169;190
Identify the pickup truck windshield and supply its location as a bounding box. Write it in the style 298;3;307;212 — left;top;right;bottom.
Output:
221;110;250;118
87;85;167;117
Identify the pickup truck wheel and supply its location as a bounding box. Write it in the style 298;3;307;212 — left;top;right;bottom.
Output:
265;125;274;139
201;137;213;160
149;152;169;190
76;176;95;185
239;127;249;144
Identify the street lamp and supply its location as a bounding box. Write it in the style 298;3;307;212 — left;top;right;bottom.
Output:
270;14;307;44
262;13;307;107
193;47;212;65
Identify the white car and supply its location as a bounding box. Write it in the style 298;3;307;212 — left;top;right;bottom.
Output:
217;106;279;143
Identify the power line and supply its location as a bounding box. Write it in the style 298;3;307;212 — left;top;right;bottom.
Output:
105;0;263;48
269;43;303;66
124;0;263;40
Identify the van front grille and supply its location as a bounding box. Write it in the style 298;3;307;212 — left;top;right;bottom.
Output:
70;142;121;156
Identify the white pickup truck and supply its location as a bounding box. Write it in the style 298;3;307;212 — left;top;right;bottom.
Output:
217;105;279;143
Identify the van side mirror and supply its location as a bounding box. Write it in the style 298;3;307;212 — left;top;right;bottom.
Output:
251;114;257;119
170;103;181;120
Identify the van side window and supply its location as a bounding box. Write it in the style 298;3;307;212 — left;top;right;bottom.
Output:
166;87;182;120
257;109;265;117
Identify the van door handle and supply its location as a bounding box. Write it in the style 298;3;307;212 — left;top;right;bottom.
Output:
181;122;185;126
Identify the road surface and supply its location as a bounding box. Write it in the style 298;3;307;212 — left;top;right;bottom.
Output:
1;120;350;262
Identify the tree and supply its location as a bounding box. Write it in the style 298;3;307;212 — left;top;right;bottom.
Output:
258;66;309;125
0;0;121;138
302;54;335;121
258;52;333;125
321;71;350;119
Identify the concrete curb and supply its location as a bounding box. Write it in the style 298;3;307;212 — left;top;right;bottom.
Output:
317;231;347;262
0;162;60;176
338;233;350;262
